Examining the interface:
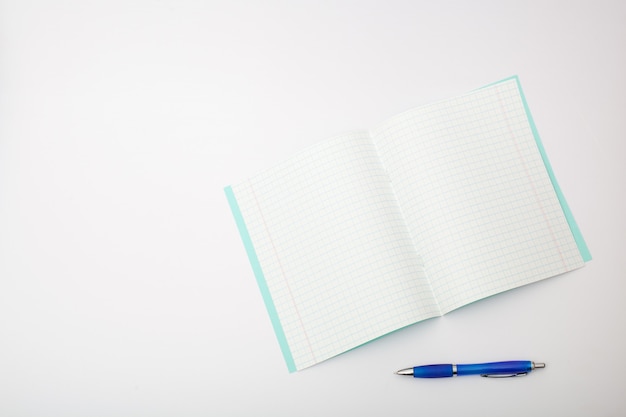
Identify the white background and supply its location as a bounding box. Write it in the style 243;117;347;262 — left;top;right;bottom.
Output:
1;1;624;416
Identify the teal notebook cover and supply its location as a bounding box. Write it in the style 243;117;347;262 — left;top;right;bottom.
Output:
510;76;591;261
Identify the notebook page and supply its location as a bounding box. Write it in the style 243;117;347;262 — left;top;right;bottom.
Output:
371;79;585;314
227;131;439;371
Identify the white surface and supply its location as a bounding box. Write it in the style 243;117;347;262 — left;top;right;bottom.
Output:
0;1;624;416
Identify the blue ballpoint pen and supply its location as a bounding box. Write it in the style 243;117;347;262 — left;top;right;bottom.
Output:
395;360;545;378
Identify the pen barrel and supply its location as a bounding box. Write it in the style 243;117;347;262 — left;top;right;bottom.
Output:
412;364;454;378
456;361;533;376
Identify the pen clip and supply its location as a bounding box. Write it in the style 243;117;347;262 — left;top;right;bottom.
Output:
481;372;528;378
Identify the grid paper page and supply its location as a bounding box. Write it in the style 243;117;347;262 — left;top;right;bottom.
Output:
371;79;585;313
230;131;439;371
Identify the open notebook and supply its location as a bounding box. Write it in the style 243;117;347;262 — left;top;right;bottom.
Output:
225;76;590;372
